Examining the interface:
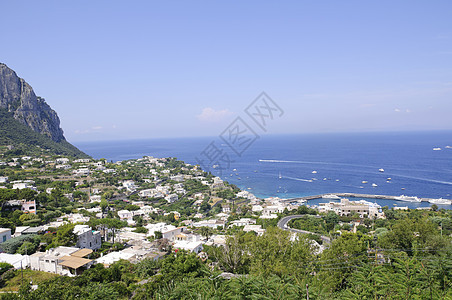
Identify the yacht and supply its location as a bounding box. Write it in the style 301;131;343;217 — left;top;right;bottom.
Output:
387;178;392;181
429;198;452;205
379;168;385;172
372;183;378;187
322;194;341;200
433;148;442;151
362;181;368;184
394;195;421;202
312;170;317;174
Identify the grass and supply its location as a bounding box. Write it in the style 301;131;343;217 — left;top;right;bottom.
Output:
0;269;58;292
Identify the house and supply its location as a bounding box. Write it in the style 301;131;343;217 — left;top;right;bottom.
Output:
122;180;137;192
13;226;30;238
230;218;256;227
12;181;37;191
173;240;204;254
118;210;133;220
318;199;385;218
0;253;29;269
74;225;101;250
56;158;70;164
2;200;36;214
0;177;8;183
162;227;186;242
145;223;176;238
0;228;12;243
243;225;265;236
165;194;178;203
73;168;90;176
193;219;226;229
30;247;93;276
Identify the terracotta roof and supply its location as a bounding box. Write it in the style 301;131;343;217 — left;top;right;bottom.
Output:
59;256;92;269
70;248;93;258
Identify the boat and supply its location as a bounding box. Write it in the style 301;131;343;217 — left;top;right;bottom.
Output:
394;195;421;202
322;194;341;199
446;146;452;149
433;148;442;151
336;179;340;182
429;198;452;205
401;188;405;190
233;168;237;171
279;172;282;179
387;178;392;181
362;181;368;184
372;183;378;187
379;168;385;172
312;171;317;174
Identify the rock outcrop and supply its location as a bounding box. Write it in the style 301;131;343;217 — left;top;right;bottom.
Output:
0;63;65;142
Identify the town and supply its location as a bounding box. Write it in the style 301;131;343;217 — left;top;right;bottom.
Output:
0;149;450;298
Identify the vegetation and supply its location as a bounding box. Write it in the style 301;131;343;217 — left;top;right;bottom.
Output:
0;110;88;158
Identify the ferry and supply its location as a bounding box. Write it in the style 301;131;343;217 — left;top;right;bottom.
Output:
394;195;421;202
322;194;341;200
429;198;452;205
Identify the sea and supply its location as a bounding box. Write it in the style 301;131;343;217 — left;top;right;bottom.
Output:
74;131;452;210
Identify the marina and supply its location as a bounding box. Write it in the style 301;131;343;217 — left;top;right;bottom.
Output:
282;192;450;203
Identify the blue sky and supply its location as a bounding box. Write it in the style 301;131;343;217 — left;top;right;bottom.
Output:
1;1;452;142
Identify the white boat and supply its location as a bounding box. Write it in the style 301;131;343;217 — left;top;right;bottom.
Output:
429;198;452;205
379;168;385;172
387;178;392;181
278;172;282;179
433;148;442;151
394;195;421;202
322;194;341;199
372;183;378;187
446;146;452;149
362;181;368;184
312;171;317;174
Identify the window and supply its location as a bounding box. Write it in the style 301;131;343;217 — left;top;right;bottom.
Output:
2;236;6;242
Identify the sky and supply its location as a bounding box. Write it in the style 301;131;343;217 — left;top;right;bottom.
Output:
1;1;452;142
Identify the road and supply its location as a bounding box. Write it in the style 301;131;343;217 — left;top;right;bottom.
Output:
277;215;331;244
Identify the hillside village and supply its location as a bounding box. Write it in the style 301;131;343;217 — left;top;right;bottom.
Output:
0;148;451;299
0;148;392;275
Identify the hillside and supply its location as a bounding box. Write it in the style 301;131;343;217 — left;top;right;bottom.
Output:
0;63;89;158
0;109;88;158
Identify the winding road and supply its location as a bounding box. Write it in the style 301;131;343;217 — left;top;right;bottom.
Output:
277;215;331;244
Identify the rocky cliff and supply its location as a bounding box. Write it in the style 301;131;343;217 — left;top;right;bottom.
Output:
0;63;65;142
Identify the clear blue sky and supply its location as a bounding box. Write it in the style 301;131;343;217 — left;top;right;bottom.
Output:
1;1;452;142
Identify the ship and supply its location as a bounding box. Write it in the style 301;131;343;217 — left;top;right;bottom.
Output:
428;198;452;205
322;194;341;200
394;195;421;202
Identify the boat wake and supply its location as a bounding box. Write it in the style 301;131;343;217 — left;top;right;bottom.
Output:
282;175;313;183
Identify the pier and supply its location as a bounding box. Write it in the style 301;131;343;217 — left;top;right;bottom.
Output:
281;193;443;203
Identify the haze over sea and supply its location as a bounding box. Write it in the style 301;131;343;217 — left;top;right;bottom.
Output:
75;131;452;209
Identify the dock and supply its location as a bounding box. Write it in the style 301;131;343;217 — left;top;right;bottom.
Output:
281;193;444;203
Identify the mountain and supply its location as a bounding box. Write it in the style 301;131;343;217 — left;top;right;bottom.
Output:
0;63;88;158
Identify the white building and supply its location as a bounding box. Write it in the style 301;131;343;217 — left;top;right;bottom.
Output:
30;247;93;276
173;241;204;253
74;225;102;250
0;253;29;269
0;228;12;243
165;194;178;203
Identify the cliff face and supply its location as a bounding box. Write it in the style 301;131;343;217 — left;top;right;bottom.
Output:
0;63;65;142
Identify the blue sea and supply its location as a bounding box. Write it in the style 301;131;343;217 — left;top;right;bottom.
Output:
75;131;452;209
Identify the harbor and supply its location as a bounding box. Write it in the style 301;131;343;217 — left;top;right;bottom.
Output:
282;193;450;203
